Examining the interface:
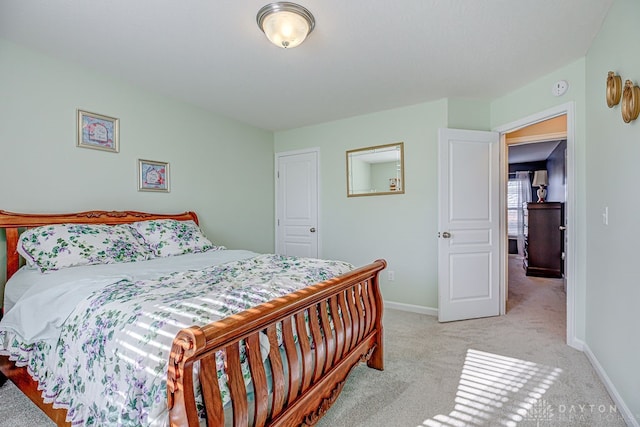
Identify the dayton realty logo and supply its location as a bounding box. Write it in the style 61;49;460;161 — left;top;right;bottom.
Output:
523;401;623;425
523;399;555;424
556;403;622;423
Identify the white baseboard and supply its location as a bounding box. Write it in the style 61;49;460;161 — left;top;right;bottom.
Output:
583;343;638;427
569;336;585;351
384;300;438;317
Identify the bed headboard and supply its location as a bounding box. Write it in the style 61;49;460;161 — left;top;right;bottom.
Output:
0;210;199;281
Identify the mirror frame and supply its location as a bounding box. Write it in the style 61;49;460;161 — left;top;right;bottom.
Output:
346;142;405;197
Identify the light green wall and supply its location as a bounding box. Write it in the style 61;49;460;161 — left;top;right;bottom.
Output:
275;101;448;309
0;39;275;306
585;0;640;418
447;98;491;130
490;58;587;129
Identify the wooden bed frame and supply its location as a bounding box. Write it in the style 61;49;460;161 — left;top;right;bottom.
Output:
0;210;386;427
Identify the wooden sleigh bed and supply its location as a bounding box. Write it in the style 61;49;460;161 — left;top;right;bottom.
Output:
0;210;386;427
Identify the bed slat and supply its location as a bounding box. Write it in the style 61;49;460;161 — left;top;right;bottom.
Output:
295;310;314;393
265;325;285;419
246;334;269;427
319;300;335;374
308;305;325;383
361;282;371;334
366;282;376;334
337;292;353;356
355;284;366;343
329;296;344;364
346;287;360;351
281;317;300;406
225;344;248;427
199;354;225;426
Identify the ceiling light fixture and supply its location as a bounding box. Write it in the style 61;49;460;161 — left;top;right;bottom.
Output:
257;2;315;49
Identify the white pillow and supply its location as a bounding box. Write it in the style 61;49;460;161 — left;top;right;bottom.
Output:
18;223;152;272
127;219;223;257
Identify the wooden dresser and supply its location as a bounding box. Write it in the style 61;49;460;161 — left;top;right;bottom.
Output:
524;202;564;278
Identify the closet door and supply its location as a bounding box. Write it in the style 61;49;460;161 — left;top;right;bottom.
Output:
275;149;319;258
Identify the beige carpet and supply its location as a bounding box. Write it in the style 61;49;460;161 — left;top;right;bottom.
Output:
0;257;626;426
316;256;626;427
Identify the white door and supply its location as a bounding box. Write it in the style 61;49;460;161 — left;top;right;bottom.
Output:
438;129;500;322
275;149;319;258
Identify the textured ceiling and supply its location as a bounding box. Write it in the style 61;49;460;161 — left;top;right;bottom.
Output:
0;0;613;131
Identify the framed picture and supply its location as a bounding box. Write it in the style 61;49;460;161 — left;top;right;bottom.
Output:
389;177;401;191
138;159;170;192
77;109;119;152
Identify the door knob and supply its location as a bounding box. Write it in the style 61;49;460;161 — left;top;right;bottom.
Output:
310;227;316;232
559;226;566;231
442;231;452;238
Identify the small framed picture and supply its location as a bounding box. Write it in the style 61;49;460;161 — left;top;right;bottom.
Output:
138;159;170;192
77;109;119;152
389;177;401;191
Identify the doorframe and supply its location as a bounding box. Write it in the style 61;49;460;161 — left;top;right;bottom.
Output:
274;147;321;257
494;102;579;349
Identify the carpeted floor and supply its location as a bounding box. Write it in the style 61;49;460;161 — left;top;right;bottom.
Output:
0;375;56;427
315;256;626;427
0;256;627;426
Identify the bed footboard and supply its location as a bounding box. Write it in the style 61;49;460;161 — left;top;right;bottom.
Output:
167;259;386;427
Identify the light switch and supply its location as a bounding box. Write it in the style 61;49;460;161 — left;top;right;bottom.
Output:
602;207;609;225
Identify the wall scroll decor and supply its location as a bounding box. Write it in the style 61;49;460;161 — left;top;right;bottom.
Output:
621;80;640;123
138;159;170;192
606;71;622;108
77;109;119;152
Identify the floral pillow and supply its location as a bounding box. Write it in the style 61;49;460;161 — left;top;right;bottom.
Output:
127;219;223;257
18;223;153;272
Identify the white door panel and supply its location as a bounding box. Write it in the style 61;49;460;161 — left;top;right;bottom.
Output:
449;252;491;300
438;129;500;322
276;150;319;258
282;225;315;258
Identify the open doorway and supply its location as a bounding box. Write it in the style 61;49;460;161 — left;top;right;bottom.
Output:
503;115;567;332
496;103;579;348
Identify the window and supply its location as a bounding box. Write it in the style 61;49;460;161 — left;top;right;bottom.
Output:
507;180;520;236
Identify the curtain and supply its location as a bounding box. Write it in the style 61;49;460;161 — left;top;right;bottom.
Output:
515;171;532;257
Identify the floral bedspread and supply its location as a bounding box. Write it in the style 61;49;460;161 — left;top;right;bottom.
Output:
0;254;353;426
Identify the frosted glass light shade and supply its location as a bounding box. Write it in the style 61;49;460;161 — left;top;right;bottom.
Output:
257;2;315;49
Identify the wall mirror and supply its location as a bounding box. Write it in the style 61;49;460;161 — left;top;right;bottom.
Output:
346;142;405;197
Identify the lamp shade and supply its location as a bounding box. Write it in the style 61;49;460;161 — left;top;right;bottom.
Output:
532;170;548;187
257;2;315;49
